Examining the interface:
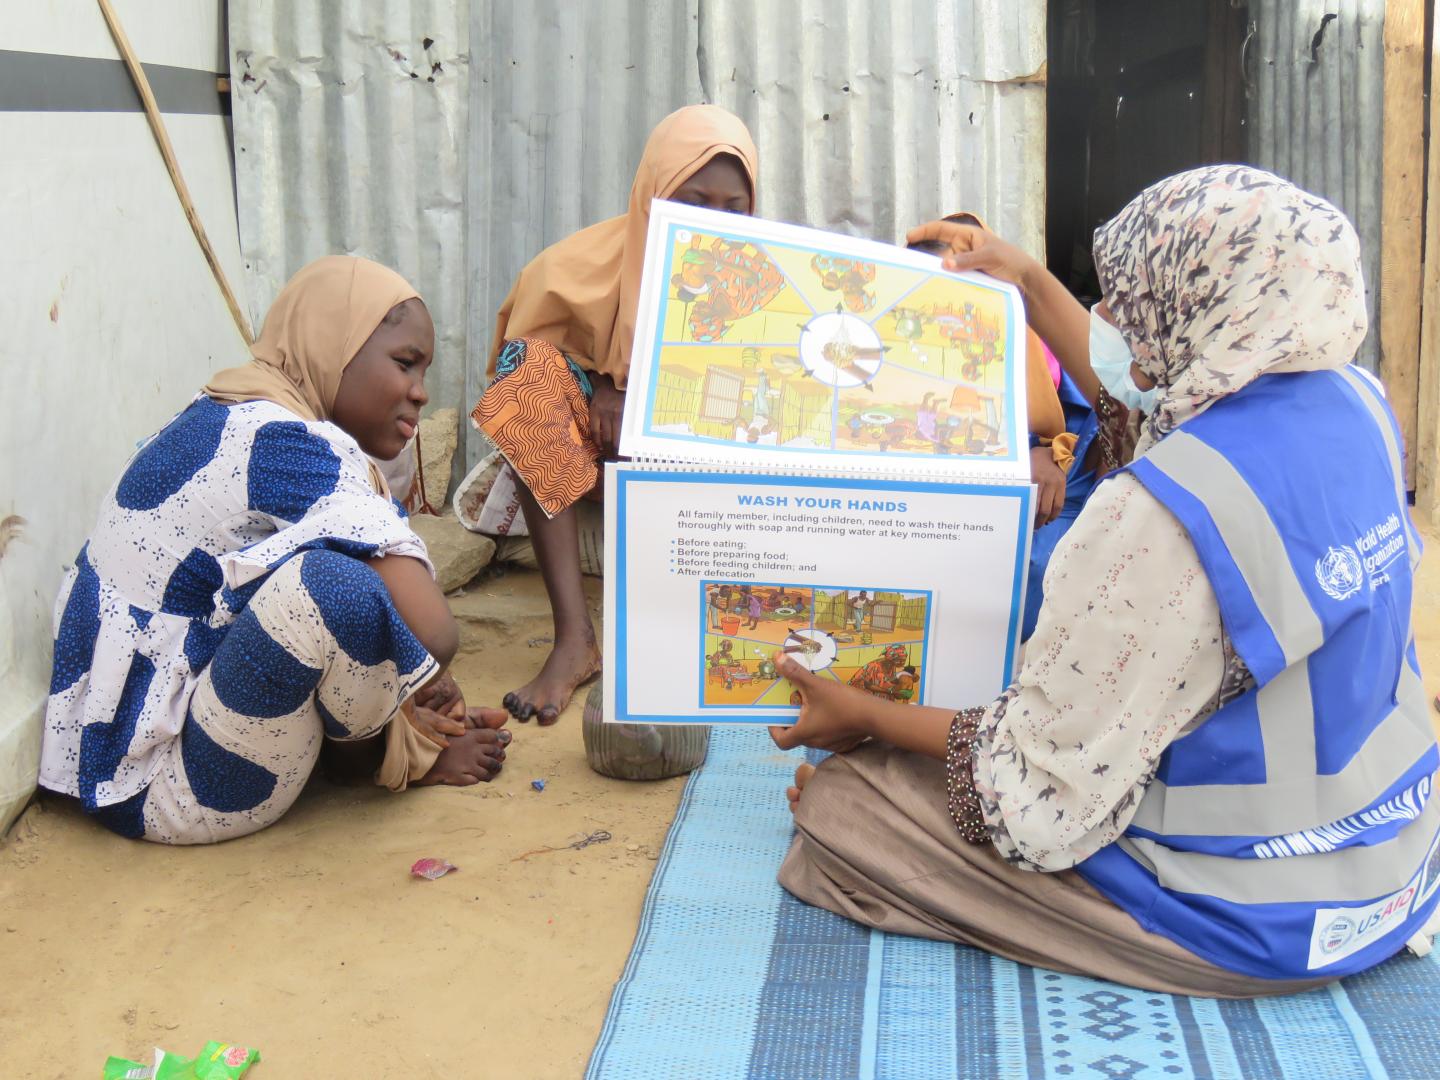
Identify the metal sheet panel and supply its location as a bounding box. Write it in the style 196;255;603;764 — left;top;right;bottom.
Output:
229;0;471;443
1248;0;1385;371
233;0;1046;471
2;1;244;833
468;0;1046;468
695;0;1046;248
466;0;704;458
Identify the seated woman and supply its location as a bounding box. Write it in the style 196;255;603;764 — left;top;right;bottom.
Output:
772;166;1438;994
40;257;511;844
472;105;759;726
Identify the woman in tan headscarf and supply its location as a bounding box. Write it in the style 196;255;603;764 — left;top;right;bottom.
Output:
39;256;510;845
471;104;760;726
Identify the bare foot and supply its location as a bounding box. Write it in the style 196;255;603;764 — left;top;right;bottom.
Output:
786;762;817;815
502;630;601;726
415;728;511;786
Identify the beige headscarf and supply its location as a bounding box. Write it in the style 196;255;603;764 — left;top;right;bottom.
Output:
205;255;421;422
1091;165;1367;454
488;104;759;390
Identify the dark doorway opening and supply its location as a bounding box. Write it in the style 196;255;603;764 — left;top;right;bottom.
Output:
1046;0;1250;301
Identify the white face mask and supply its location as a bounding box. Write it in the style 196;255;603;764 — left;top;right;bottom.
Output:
1089;306;1159;414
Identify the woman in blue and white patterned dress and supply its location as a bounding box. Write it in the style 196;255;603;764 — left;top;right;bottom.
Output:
40;256;510;845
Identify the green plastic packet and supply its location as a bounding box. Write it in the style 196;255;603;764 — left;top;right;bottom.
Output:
103;1041;260;1079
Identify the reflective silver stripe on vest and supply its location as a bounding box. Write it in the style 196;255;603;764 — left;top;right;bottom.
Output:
1132;421;1434;855
1118;776;1440;904
1142;431;1325;665
1335;367;1422;573
1130;663;1433;836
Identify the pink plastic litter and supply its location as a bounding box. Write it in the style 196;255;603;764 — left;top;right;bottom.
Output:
410;857;458;880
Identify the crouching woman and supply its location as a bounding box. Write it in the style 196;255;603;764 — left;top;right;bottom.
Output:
40;257;509;844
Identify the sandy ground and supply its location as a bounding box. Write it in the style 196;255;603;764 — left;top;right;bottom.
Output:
4;522;1440;1079
0;569;688;1078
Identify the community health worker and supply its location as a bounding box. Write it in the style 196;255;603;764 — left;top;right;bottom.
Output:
772;166;1440;996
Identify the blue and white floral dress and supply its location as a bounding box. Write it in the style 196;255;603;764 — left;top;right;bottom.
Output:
41;396;438;844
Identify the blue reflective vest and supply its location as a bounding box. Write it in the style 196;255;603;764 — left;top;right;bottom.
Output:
1077;367;1440;980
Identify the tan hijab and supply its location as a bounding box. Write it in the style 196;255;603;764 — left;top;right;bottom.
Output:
205;255;421;422
489;104;759;390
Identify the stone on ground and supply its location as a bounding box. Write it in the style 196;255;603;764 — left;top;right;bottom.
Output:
409;510;496;593
417;407;458;510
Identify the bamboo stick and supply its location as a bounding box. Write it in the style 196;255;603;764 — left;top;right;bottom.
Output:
97;0;254;345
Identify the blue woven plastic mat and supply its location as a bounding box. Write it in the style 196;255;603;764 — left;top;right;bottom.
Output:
586;727;1440;1080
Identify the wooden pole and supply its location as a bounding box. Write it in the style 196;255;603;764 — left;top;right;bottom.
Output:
1418;2;1440;526
97;0;254;346
1381;0;1426;490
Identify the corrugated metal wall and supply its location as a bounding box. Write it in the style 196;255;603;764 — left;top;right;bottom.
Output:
233;1;1386;442
1247;0;1385;371
472;0;1048;469
469;0;1047;469
465;0;704;452
232;0;1046;475
695;2;1046;241
229;0;470;424
5;0;244;832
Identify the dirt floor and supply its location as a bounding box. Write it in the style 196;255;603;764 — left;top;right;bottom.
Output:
4;521;1440;1079
0;569;689;1078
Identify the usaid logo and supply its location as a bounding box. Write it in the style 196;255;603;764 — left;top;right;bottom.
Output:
1315;545;1364;601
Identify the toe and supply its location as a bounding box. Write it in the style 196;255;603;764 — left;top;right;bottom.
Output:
537;705;561;726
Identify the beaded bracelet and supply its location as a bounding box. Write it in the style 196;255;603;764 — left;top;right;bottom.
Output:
945;707;989;844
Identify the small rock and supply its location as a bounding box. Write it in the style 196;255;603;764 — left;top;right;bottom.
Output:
626;843;639;852
409;512;496;593
417;408;459;509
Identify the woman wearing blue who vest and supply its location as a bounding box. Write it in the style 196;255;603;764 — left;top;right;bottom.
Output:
770;166;1439;996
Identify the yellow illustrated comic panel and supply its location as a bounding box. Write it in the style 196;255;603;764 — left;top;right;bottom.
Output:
661;231;809;345
651;226;1017;459
832;369;1008;457
884;274;1014;386
826;272;1015;458
650;345;836;447
764;245;931;320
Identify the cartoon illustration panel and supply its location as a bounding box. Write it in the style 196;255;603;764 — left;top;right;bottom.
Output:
699;580;933;709
646;222;1017;461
